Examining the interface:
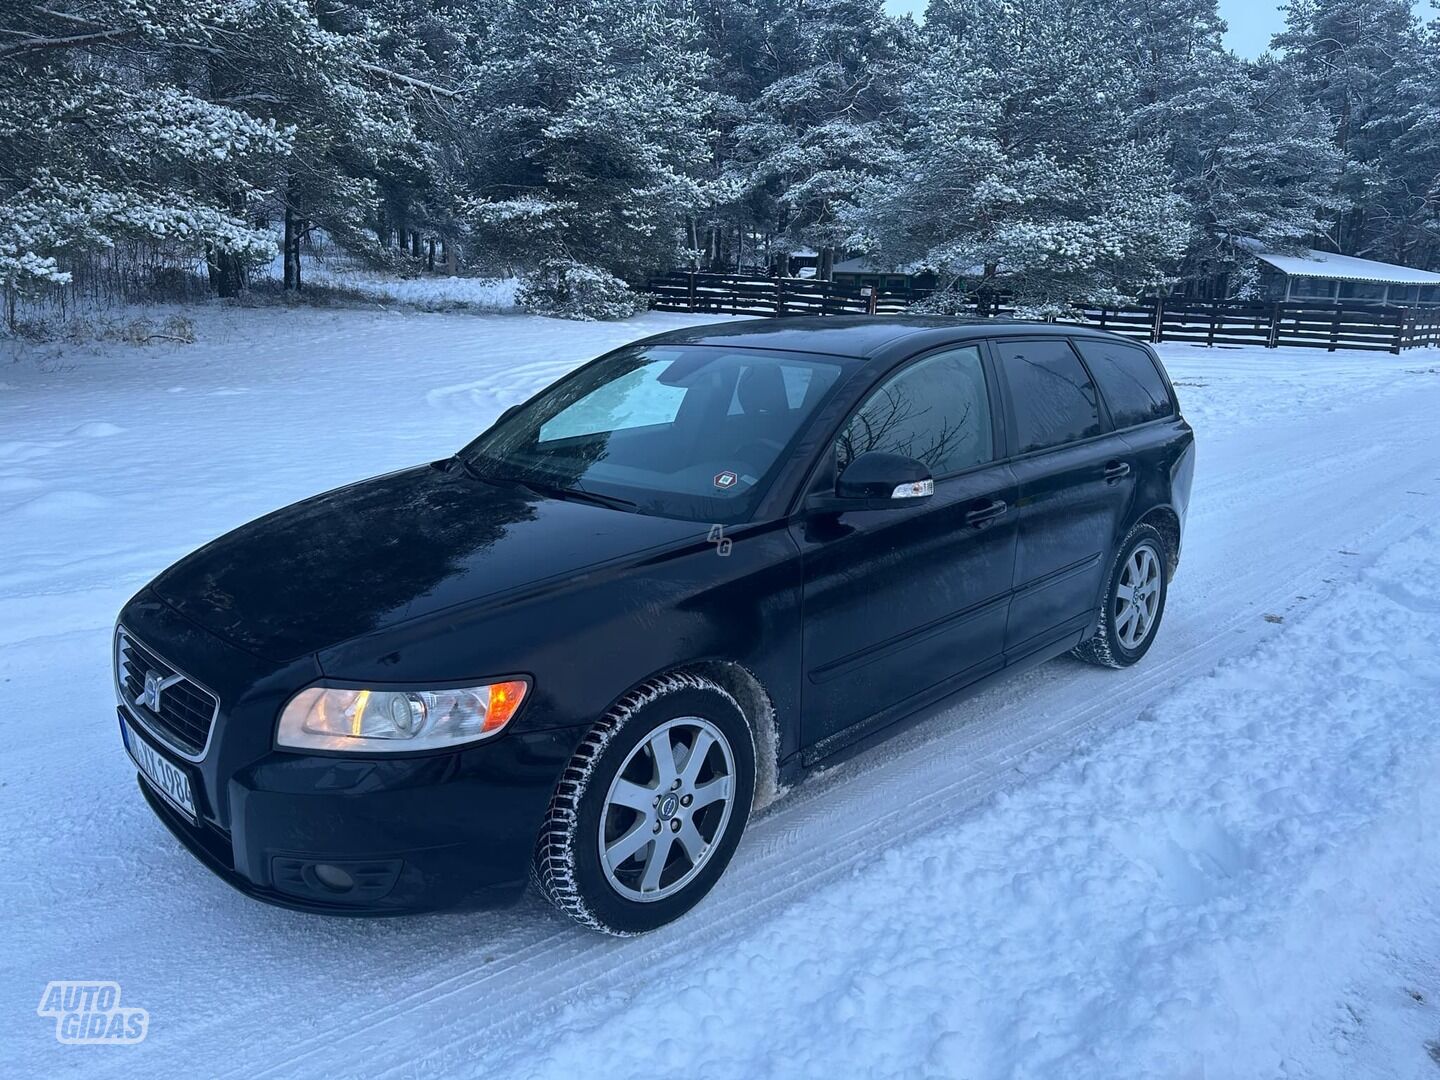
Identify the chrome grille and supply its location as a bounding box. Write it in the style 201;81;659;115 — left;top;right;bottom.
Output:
116;628;219;758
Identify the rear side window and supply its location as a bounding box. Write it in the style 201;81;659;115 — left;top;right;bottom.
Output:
994;339;1103;454
837;346;994;477
1074;340;1174;428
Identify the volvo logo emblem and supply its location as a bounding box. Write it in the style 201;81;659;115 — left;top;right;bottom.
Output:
139;670;180;713
657;792;681;820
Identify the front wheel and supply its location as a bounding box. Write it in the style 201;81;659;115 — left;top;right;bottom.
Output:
1073;522;1169;669
533;673;755;935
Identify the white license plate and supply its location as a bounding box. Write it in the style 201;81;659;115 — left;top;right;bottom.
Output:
121;716;197;821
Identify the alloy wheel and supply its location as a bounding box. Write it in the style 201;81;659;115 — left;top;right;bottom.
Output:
597;717;736;903
1114;540;1162;650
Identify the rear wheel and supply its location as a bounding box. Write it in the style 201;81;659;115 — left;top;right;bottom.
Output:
533;673;755;935
1073;522;1169;669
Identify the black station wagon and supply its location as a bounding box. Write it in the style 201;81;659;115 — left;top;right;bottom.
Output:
115;317;1195;934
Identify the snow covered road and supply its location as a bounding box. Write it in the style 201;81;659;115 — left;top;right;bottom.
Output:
3;308;1440;1077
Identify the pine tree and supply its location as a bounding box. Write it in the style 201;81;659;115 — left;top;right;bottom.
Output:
194;0;422;290
1274;0;1426;260
463;0;713;282
1389;18;1440;269
847;0;1190;313
347;0;482;277
702;0;914;276
0;1;290;313
5;0;1435;324
1121;0;1347;295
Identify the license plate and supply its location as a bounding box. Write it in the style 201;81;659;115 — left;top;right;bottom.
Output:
120;715;197;822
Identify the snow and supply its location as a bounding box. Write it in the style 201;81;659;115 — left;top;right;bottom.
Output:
1243;241;1440;285
323;272;520;312
257;243;521;312
3;305;1440;1078
507;527;1440;1080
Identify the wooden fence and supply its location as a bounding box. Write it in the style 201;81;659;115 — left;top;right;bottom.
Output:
646;271;929;317
644;272;1440;354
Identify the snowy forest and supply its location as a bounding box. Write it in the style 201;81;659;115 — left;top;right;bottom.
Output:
2;0;1439;323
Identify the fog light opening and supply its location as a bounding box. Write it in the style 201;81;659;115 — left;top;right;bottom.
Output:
311;863;356;893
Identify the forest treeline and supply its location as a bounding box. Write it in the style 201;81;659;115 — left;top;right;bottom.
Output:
2;0;1437;320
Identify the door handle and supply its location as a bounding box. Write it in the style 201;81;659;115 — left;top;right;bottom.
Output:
965;499;1008;527
1103;461;1132;483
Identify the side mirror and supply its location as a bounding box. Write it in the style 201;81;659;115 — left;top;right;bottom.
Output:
808;451;934;513
838;452;934;501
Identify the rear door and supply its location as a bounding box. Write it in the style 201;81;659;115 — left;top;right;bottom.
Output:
792;343;1019;755
992;337;1137;657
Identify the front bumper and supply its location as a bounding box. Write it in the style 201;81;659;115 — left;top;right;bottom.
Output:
128;713;585;914
118;587;585;915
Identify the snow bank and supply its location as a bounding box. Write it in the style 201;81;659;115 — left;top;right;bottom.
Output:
316;271;520;312
255;238;521;312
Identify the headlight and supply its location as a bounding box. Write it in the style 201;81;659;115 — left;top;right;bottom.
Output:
276;680;529;753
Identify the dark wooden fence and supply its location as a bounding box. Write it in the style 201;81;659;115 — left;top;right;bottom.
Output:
646;271;929;317
644;272;1440;354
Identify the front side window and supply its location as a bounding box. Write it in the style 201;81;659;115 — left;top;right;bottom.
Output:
1073;340;1174;428
464;345;847;523
995;339;1103;454
837;346;994;477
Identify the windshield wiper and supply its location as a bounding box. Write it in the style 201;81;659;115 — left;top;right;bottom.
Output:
447;453;485;481
545;484;638;512
461;464;638;513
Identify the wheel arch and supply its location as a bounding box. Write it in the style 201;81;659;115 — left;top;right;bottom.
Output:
684;660;782;811
599;660;783;813
1133;504;1182;580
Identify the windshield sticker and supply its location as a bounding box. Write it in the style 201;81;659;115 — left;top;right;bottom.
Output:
714;470;739;490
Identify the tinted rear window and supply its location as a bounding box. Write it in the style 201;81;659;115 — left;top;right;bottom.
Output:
994;339;1103;453
1074;340;1174;428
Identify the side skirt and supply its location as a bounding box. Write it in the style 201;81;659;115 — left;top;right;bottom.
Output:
797;613;1092;772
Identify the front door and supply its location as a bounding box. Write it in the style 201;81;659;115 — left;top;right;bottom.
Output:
792;344;1019;757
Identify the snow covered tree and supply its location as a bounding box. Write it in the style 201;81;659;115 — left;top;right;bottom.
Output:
1273;0;1427;261
343;0;482;275
0;1;291;315
847;0;1190;313
1388;19;1440;269
5;0;1436;323
1119;0;1347;295
690;0;914;276
187;0;424;290
462;0;713;282
1171;58;1348;296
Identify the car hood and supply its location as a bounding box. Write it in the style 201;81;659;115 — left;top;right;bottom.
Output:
150;463;706;663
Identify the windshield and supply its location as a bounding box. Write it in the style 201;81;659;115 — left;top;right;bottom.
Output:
462;344;849;522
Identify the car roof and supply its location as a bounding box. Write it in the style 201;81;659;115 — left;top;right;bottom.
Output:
642;315;1139;360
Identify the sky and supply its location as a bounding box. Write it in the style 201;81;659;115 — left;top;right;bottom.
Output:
880;0;1432;58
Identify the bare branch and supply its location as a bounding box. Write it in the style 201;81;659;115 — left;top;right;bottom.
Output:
0;26;139;60
356;61;459;98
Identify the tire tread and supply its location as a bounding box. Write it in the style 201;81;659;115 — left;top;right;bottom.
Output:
531;671;740;935
1072;521;1167;669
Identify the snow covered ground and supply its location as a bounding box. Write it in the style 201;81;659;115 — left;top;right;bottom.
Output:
3;305;1440;1078
260;247;522;312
